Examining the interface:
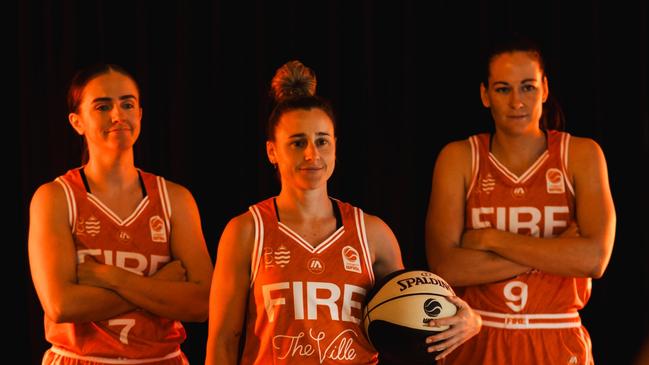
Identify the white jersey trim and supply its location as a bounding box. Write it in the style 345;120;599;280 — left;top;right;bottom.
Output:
475;309;581;329
354;208;375;286
157;176;172;231
87;194;150;227
560;133;575;196
55;177;77;233
488;150;549;185
278;222;345;254
466;136;480;199
49;346;183;364
249;205;264;287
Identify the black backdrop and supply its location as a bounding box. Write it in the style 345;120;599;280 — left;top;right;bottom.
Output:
17;1;649;364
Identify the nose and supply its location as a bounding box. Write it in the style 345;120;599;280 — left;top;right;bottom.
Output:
110;104;124;123
509;90;524;109
304;141;320;161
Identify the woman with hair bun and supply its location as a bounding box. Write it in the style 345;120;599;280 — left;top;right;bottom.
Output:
205;60;481;364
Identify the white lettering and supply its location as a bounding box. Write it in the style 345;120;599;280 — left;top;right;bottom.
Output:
116;251;147;275
77;250;170;276
293;281;304;320
509;207;541;237
341;284;365;323
272;329;359;364
544;206;569;237
261;281;367;323
263;282;290;323
308;282;340;321
471;206;569;238
149;255;171;275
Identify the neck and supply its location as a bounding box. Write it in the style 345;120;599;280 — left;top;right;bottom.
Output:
84;150;138;193
276;186;331;221
493;129;545;155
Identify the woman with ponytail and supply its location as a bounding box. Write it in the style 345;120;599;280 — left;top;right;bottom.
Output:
425;34;616;364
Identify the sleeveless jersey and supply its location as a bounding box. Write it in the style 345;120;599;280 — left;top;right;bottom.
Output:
45;168;186;361
441;131;594;365
241;198;378;365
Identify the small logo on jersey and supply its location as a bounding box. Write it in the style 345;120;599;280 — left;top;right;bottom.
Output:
342;246;362;273
149;216;167;243
568;355;578;364
546;168;565;194
423;298;442;317
264;248;275;268
307;257;325;274
274;245;291;268
83;216;101;236
512;186;526;198
118;231;131;243
480;173;496;193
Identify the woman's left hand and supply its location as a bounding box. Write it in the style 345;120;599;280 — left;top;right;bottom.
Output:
424;295;482;360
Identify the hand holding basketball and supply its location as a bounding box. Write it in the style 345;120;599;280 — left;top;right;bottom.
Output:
424;295;482;360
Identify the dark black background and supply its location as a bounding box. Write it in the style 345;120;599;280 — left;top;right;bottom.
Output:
17;1;648;364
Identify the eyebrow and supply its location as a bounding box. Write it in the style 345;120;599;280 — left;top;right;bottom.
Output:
493;78;538;86
91;95;138;104
288;132;332;138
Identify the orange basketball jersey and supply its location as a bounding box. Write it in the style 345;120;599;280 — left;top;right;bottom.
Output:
442;131;593;365
44;168;186;363
241;198;378;364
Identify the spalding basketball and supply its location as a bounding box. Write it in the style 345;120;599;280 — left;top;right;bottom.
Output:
362;269;457;364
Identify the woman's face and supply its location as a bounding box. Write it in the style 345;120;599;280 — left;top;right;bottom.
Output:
69;71;142;155
267;108;336;192
481;51;548;136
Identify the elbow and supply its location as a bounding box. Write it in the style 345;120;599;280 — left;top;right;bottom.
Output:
43;301;74;323
587;259;609;279
585;244;613;279
182;296;210;322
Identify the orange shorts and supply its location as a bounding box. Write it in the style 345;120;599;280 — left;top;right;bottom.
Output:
42;347;189;365
440;312;593;365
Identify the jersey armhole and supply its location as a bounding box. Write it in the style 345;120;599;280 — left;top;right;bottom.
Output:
248;206;264;287
353;208;375;286
466;136;480;199
156;176;172;233
55;177;76;233
560;133;575;196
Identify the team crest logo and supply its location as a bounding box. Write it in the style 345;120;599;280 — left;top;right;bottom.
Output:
480;173;496;193
274;245;291;268
149;216;167;243
80;215;101;237
307;257;325;274
546;168;565;194
342;246;362;273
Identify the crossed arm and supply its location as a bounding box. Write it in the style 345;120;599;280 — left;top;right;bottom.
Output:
28;181;213;323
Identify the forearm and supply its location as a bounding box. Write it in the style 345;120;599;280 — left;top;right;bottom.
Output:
484;229;607;277
49;283;135;323
107;272;209;322
205;336;240;365
430;246;530;287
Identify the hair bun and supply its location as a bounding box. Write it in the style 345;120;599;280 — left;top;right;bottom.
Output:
270;60;317;102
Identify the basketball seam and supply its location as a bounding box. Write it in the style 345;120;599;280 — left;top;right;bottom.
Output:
363;293;447;322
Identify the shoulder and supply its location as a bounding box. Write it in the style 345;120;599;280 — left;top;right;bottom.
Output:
30;181;70;227
568;136;604;156
217;210;256;262
161;179;198;208
435;139;473;170
567;136;606;168
439;139;472;159
31;181;67;210
363;212;392;234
